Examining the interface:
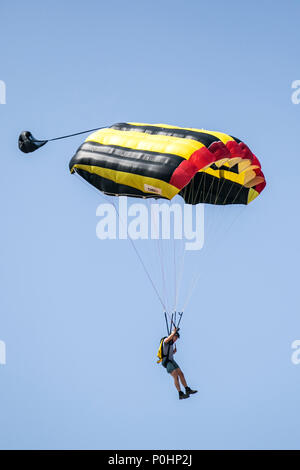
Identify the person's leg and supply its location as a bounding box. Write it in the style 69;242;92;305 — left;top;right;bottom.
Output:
178;368;187;388
178;368;198;396
171;369;189;399
171;369;181;392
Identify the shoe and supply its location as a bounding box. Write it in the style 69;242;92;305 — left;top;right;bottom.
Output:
179;391;189;400
185;387;198;396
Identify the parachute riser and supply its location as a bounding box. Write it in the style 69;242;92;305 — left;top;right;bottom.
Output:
164;311;183;335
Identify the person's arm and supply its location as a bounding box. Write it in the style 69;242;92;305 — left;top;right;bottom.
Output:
164;328;178;344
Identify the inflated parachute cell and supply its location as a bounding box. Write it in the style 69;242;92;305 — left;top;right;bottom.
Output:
69;123;266;205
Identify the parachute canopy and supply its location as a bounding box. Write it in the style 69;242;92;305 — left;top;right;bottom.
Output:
69;122;266;205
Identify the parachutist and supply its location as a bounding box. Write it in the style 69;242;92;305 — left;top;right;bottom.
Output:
161;327;197;400
19;121;266;386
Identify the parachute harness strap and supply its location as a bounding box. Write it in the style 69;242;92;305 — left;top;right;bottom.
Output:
164;311;183;335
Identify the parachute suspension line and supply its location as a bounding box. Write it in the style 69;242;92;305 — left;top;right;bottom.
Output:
182;204;246;312
206;174;236;240
188;177;192;203
33;126;107;143
181;174;210;312
190;176;195;205
207;171;226;236
174;171;206;313
168;208;177;313
221;181;236;206
164;312;170;335
172;235;178;312
223;182;244;206
73;171;167;312
205;174;215;205
171;233;176;313
213;171;222;205
193;171;205;204
172;174;195;312
177;311;183;329
208;179;244;246
181;174;246;313
180;170;222;314
149;197;180;317
174;206;191;313
18;126;109;154
111;198;168;312
174;245;186;312
149;200;168;314
202;172;206;206
174;193;191;311
157;227;168;315
214;177;226;205
182;187;186;202
173;207;189;312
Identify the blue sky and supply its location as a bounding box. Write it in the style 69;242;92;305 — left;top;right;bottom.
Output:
1;0;300;450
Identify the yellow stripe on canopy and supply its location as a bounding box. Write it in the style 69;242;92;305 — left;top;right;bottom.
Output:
86;128;204;160
71;163;179;200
